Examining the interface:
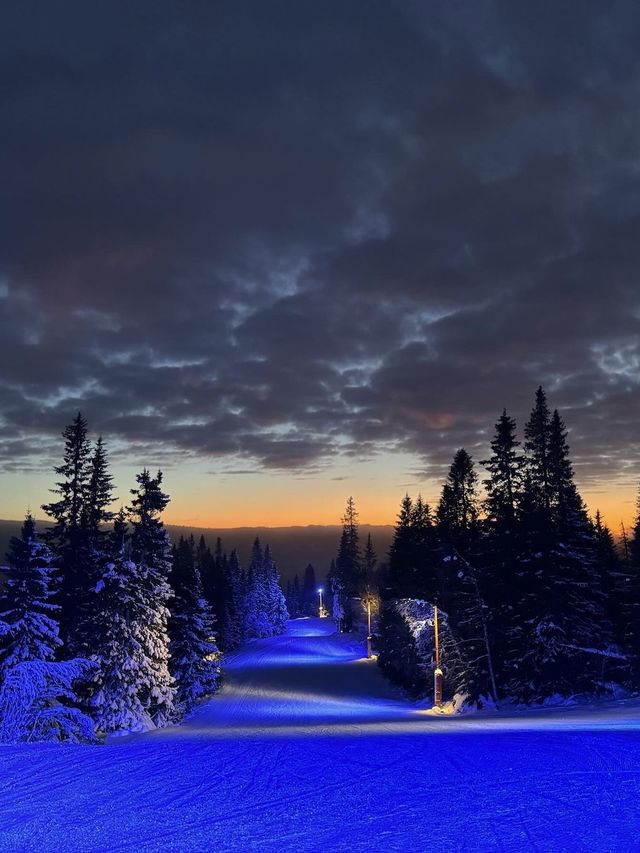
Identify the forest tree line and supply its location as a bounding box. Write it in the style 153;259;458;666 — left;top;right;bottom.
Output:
326;386;640;704
0;414;288;742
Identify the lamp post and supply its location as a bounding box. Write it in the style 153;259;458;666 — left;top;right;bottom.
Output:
317;587;324;618
433;605;443;708
365;599;373;659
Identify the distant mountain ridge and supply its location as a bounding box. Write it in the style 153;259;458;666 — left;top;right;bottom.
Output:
0;519;394;583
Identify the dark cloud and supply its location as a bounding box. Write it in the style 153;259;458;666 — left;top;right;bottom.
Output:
1;1;640;494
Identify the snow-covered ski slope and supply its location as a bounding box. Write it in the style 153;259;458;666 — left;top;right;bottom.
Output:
2;617;640;852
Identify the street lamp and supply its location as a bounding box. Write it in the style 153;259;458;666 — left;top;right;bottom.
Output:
365;599;373;659
360;595;375;659
433;605;443;708
317;587;324;618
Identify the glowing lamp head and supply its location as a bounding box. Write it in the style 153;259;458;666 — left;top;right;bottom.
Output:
317;587;324;594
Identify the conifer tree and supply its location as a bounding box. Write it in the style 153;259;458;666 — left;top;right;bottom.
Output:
482;410;522;528
622;490;640;675
524;386;552;511
387;495;414;598
244;538;270;638
75;436;116;653
412;495;439;601
168;537;221;713
436;449;479;550
480;409;523;678
505;393;607;699
0;515;95;743
82;437;115;538
42;413;92;643
0;516;62;669
219;549;245;650
127;469;175;726
264;544;289;634
88;512;155;732
334;497;362;630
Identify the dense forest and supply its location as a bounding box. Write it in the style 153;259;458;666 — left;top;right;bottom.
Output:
321;386;640;706
0;414;288;741
2;385;640;743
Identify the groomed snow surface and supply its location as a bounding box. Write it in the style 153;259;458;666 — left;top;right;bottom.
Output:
2;617;640;851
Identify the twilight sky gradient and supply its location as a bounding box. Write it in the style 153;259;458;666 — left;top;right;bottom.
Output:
1;2;640;529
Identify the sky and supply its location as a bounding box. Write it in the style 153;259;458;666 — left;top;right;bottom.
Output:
1;1;639;530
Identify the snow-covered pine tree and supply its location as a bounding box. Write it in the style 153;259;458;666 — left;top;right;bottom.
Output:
387;494;415;598
622;491;640;681
168;536;221;714
334;497;362;630
505;391;608;701
74;436;116;654
592;510;630;684
41;412;92;645
0;515;62;668
0;658;96;744
128;469;175;727
218;549;245;650
331;572;345;632
0;516;95;743
523;386;551;512
435;449;481;615
264;544;289;634
244;538;271;638
88;512;157;733
436;451;496;700
547;409;608;690
412;495;438;598
480;409;524;685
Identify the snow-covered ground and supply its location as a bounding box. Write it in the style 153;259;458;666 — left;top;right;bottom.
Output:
2;617;640;851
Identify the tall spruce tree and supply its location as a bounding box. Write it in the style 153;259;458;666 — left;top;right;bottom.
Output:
523;386;551;511
42;413;92;644
0;515;62;669
436;450;495;699
387;495;415;598
127;469;175;726
412;495;439;601
244;538;271;638
506;391;607;700
219;549;245;650
88;512;156;733
0;516;95;743
480;409;523;682
75;436;116;653
168;537;221;713
264;544;289;634
622;490;640;676
436;449;480;550
334;497;362;630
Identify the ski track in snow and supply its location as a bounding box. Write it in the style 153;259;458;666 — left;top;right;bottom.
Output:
2;617;640;852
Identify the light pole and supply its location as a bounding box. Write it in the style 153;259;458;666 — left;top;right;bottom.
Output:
317;587;324;618
433;605;443;708
366;599;373;659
